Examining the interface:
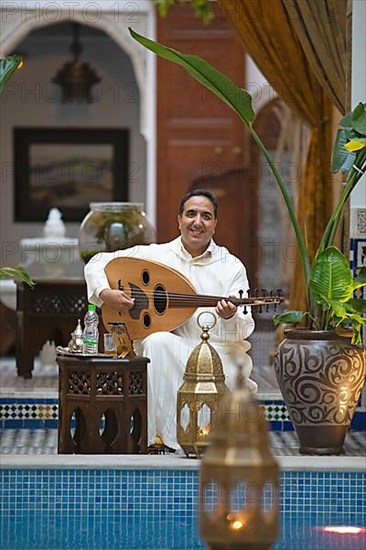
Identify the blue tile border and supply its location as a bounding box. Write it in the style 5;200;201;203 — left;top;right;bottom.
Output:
1;397;364;431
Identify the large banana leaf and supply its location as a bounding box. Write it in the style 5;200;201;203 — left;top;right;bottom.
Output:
0;54;22;95
331;129;356;172
129;28;255;127
310;247;353;307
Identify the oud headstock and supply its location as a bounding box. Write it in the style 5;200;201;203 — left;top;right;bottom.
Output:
238;288;284;313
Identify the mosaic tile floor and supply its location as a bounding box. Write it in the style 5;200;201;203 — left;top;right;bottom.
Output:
1;356;365;457
0;354;281;396
0;357;58;396
1;427;365;456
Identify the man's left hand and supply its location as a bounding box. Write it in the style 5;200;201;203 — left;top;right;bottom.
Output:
216;298;236;319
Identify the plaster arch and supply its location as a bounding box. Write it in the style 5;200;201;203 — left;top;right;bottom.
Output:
0;1;157;221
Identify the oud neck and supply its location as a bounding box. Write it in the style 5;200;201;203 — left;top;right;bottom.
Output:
168;293;241;308
167;292;282;308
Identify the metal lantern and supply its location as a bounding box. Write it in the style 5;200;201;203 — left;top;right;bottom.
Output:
52;23;101;103
200;365;280;549
177;312;230;458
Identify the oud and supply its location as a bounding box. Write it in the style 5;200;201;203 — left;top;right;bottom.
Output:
102;257;283;340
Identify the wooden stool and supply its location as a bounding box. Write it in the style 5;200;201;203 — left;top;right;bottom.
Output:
57;355;149;454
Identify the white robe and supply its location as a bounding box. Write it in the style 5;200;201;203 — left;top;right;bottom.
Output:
84;237;256;449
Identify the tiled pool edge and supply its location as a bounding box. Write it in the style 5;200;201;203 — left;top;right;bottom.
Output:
1;453;365;472
1;464;365;521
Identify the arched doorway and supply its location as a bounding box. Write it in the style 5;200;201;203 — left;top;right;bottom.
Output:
0;3;156;264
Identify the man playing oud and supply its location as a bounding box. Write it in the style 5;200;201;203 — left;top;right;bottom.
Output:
84;189;256;451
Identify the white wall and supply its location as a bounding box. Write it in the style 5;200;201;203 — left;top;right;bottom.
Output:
245;56;276;113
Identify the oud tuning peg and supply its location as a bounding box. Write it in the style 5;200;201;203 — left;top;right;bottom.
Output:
274;289;282;311
247;288;251;298
261;289;266;311
238;290;247;313
255;288;259;297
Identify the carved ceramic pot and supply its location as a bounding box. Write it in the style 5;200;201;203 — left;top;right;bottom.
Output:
274;329;366;455
78;202;156;263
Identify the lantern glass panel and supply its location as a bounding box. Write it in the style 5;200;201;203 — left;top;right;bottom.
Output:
99;413;106;435
230;481;247;512
197;404;212;435
179;403;190;432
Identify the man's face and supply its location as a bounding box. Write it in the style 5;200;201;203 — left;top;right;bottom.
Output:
177;196;217;257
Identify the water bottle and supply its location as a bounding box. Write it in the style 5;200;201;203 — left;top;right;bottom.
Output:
82;304;99;354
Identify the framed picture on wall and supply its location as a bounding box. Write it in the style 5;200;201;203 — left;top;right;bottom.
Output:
14;127;129;222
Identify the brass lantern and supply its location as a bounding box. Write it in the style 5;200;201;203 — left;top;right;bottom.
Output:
200;365;280;549
177;312;230;458
52;23;101;103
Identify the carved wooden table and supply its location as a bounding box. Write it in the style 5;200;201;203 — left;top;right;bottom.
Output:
56;355;149;454
16;279;88;378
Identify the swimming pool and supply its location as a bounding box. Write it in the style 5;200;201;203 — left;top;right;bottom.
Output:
1;513;366;549
1;459;365;550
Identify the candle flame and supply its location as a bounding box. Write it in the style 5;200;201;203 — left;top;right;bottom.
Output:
226;515;246;532
198;423;211;437
231;520;244;531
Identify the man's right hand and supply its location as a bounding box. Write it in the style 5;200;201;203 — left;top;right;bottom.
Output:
99;289;135;311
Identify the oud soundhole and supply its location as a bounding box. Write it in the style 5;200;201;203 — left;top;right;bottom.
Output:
154;284;167;314
143;313;151;328
142;269;150;285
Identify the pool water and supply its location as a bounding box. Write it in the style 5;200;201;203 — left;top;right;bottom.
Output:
1;513;365;549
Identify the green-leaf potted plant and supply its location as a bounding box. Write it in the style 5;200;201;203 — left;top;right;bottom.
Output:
129;28;366;455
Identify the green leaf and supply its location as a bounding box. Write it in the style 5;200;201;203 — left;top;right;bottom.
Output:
153;0;213;22
346;298;366;314
338;112;353;128
331;129;356;172
352;279;366;291
310;247;353;306
0;266;35;287
0;55;22;95
330;301;347;318
154;0;176;17
129;28;255;127
356;266;366;284
351;102;366;135
273;311;305;325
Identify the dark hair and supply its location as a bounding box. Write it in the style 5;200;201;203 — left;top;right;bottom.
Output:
178;189;218;218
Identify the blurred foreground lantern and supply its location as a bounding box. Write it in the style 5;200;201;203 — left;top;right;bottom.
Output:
177;312;229;457
200;365;279;549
